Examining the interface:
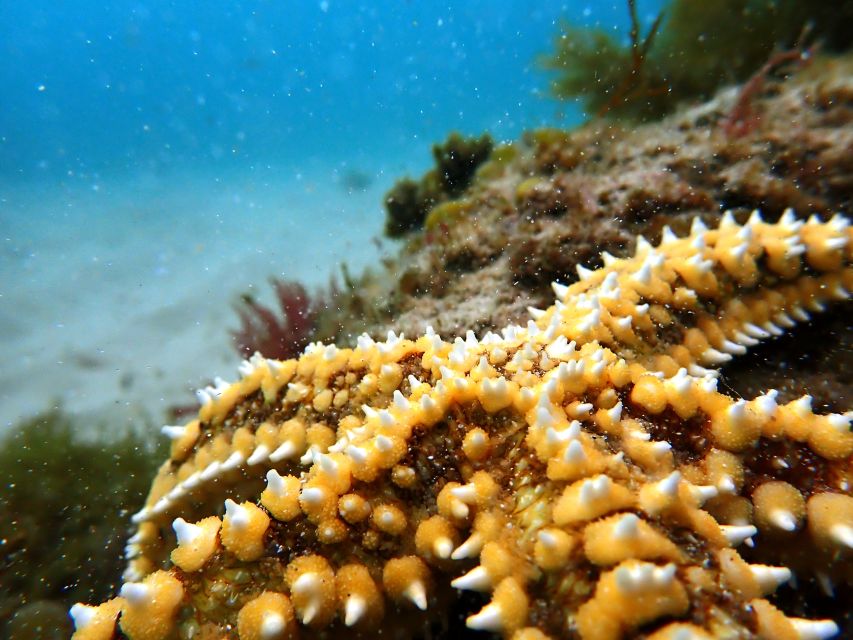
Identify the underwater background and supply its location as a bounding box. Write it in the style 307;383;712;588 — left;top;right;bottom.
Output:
3;1;852;638
1;0;659;434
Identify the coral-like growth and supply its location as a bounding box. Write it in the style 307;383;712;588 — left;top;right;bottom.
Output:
541;0;853;120
384;132;493;237
231;279;320;360
0;410;161;638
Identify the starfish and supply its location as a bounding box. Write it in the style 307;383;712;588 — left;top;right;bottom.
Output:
71;211;852;640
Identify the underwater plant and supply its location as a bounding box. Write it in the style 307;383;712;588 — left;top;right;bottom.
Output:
231;278;321;360
431;131;494;196
165;279;328;421
541;0;853;121
0;409;162;638
230;270;396;363
384;132;493;237
720;44;814;137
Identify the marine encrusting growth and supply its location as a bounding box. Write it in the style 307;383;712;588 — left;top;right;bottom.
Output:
71;211;852;639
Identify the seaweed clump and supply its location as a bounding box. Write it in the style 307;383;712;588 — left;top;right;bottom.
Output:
541;0;853;120
229;269;398;360
231;279;323;360
0;410;162;638
384;132;494;237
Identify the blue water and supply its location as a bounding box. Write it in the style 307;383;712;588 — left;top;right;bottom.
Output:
0;1;670;181
0;1;667;430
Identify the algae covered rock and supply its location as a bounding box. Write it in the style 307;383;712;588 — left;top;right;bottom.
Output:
384;132;493;237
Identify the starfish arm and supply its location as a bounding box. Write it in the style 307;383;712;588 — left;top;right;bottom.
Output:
546;210;851;376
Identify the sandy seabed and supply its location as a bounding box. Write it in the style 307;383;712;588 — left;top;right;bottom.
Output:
0;164;390;438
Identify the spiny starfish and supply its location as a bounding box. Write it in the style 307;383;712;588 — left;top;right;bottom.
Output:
71;211;852;640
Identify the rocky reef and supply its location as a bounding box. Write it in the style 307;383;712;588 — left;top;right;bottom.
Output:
353;54;853;418
369;55;847;317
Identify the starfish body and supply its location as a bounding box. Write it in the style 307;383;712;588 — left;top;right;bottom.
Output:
72;211;852;640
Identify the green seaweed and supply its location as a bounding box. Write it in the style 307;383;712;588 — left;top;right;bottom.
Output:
541;0;853;121
383;175;442;238
431;132;494;195
383;132;493;237
474;143;519;182
424;199;477;232
0;409;163;635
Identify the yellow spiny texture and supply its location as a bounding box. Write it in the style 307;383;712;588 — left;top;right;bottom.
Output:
71;211;852;640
